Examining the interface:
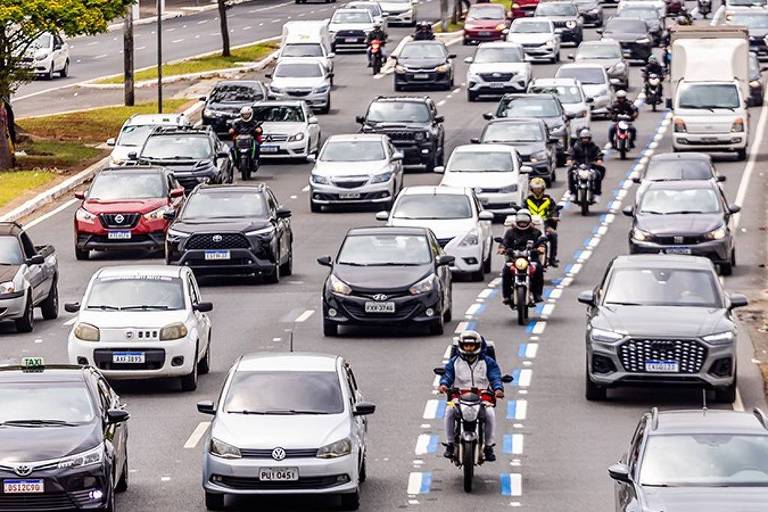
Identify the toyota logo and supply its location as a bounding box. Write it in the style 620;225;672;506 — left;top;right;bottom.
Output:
372;294;388;301
14;465;32;477
271;447;287;461
212;235;223;243
114;214;125;224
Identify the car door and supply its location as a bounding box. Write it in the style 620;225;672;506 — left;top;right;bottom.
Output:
19;232;46;303
342;363;367;460
186;271;211;353
616;416;647;511
95;376;127;482
429;232;451;306
472;193;491;254
268;190;291;263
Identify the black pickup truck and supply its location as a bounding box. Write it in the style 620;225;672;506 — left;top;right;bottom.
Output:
0;222;58;332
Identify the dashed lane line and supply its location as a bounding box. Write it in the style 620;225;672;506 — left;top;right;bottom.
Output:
183;421;210;449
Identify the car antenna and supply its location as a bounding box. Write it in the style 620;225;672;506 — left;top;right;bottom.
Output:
702;388;708;414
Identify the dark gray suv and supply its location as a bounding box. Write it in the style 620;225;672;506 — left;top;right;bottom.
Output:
577;255;747;402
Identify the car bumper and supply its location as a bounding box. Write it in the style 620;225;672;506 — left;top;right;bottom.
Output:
619;44;651;61
310;181;394;205
323;289;442;327
463;30;506;43
269;91;329;110
332;35;367;50
672;132;747;151
259;139;310;159
553;27;581;43
383;10;415;24
76;231;167;252
395;71;451;89
629;238;731;264
519;158;552;178
167;247;275;275
521;45;558;61
390;142;435;167
607;70;629;87
0;466;112;511
0;292;26;322
467;80;528;95
476;192;522;215
203;452;359;496
445;243;484;274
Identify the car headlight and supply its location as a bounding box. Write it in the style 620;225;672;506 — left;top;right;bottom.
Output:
166;227;190;239
590;327;624;342
159;322;188;340
329;274;352;296
316;438;352;459
288;132;305;142
370;171;393;183
34;52;50;61
467;72;480;82
311;173;330;185
636;38;651;44
704;226;727;240
550;124;566;136
314;85;331;94
0;281;17;296
57;445;103;470
395;65;406;74
210;438;241;459
435;64;450;73
74;322;100;342
530;150;548;163
496;23;507;31
731;118;745;133
203;109;220;118
244;226;275;237
545;39;556;48
703;331;735;345
459;229;479;247
143;205;173;221
409;274;437;295
270;85;284;94
498;183;518;193
565;20;577;28
611;62;626;73
750;80;761;88
631;228;652;241
75;208;97;224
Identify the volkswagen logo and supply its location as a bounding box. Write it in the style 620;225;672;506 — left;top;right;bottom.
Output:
271;447;287;461
14;465;32;477
212;234;223;243
114;214;125;224
372;294;388;301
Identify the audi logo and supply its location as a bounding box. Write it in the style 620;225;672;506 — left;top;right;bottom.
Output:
271;447;287;461
212;235;223;243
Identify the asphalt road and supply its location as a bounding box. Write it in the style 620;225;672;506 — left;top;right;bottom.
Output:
3;3;768;511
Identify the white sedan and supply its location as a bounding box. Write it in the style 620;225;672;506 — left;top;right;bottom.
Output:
66;265;213;392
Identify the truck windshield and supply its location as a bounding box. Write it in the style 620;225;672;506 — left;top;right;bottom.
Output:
678;84;740;109
0;237;23;265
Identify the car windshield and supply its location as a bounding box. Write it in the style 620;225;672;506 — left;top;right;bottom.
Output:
604;268;721;307
366;101;431;123
274;62;322;78
483;122;544;142
281;43;324;57
468;5;506;18
474;46;524;63
640;434;768;487
225;371;344;415
530;84;582;104
30;33;52;50
499;97;560;117
332;10;372;23
536;2;578;15
182;191;268;220
678;83;741;109
86;275;186;310
254;105;305;123
338;234;432;265
447;151;515;172
0;237;23;265
619;8;657;19
732;14;768;27
511;21;551;33
320;140;386;161
645;160;713;181
729;0;765;6
557;67;605;84
400;43;447;59
117;125;156;147
0;382;95;424
577;44;622;59
606;18;647;32
393;195;472;219
141;135;212;160
209;84;263;103
639;187;721;214
88;173;166;200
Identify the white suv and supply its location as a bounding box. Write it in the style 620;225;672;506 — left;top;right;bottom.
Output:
65;265;213;392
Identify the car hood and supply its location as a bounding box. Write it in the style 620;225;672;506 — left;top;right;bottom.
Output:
213;413;350;449
399;56;448;69
468;62;529;75
481;142;544;155
508;33;555;45
592;305;731;337
362;122;427;131
576;57;621;69
110;146;142;162
561;102;587;115
328;22;373;32
441;171;518;190
141;159;213;172
83;198;168;215
261;121;307;135
635;213;723;236
389;217;477;239
465;19;506;29
206;102;250;115
379;1;412;12
602;30;647;42
643;486;768;512
333;263;432;291
0;423;101;462
0;266;20;283
580;83;608;96
271;76;326;89
74;309;189;328
172;218;271;234
312;160;389;176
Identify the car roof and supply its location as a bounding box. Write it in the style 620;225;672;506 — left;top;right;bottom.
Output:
372;96;430;103
404;40;446;47
514;17;553;22
95;265;185;279
237;352;340;373
580;39;621;47
650;152;711;163
98;166;168;175
212;80;263;88
487;117;546;126
400;185;471;196
0;365;90;383
125;113;186;126
253;99;307;108
559;62;606;70
503;92;558;101
325;133;388;142
477;41;523;49
275;57;325;65
652;409;768;435
611;254;715;270
531;77;581;86
0;222;22;237
195;183;268;194
347;225;432;236
453;143;518;154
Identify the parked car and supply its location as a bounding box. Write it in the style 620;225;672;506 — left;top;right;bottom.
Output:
22;32;69;79
474;118;556;184
597;17;653;62
328;8;375;51
533;1;584;45
201;80;267;135
570;40;629;90
465;42;532;101
253;101;323;160
555;63;612;118
528;77;592;138
378;0;418;26
463;3;511;44
0;222;58;333
107;113;189;166
393;40;456;91
506;18;561;63
266;58;333;114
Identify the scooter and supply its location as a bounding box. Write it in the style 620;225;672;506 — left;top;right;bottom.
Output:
370;39;384;75
645;73;663;112
612;114;633;160
571;164;598;216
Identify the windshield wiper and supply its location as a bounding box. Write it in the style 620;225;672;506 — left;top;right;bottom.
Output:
638;210;665;215
227;410;269;415
87;305;120;311
120;305;170;311
605;301;642;306
374;262;421;266
337;261;368;266
0;419;78;427
256;409;329;415
664;210;706;215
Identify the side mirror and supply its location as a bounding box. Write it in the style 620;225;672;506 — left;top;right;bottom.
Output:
309;116;319;124
193;302;214;313
433;165;445;174
127;151;138;160
74;191;86;200
632;176;641;184
717;175;726;182
437;254;455;266
197;400;216;415
728;204;741;214
501;374;514;383
170;188;185;198
353;402;376;416
565;113;576;120
328;72;335;79
435;115;445;123
277;207;292;219
216;151;230;159
328;52;336;58
577;290;595;306
567;53;575;60
307;154;317;162
106;409;130;424
494;236;503;243
106;138;116;146
392;152;404;161
761;66;768;72
585;97;594;104
448;53;457;59
355;115;365;124
483;112;494;120
163;211;176;221
199;96;207;102
375;210;390;221
608;463;631;483
64;302;81;313
317;255;333;267
595;28;603;34
433;367;446;375
470;137;480;144
26;254;45;265
479;210;494;221
622;206;634;217
728;293;748;309
520;165;532;174
665;98;672;109
464;56;474;64
265;73;273;79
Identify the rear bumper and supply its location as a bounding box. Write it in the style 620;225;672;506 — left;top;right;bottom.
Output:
672;132;747;152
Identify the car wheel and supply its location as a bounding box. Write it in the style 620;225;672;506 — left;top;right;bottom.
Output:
394;82;402;92
585;364;607;401
359;453;367;483
467;90;477;102
323;320;338;337
14;293;34;333
482;247;492;274
265;253;281;283
320;95;331;115
60;59;69;78
443;300;452;323
115;455;128;493
40;279;59;320
205;492;226;510
280;247;293;276
339;489;361;510
46;63;55;80
180;346;199;391
310;197;322;213
198;334;211;375
104;479;116;512
429;318;444;335
736;148;747;161
470;269;484;282
75;246;89;260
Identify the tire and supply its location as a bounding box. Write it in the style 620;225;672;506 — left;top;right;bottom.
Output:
340;490;360;510
14;293;34;333
471;269;484;282
394;82;402;92
280;249;293;276
75;246;89;260
429;318;444;335
516;287;526;326
40;279;59;320
585;367;607;401
205;492;226;510
46;63;55;80
443;304;452;323
714;376;737;404
324;320;338;337
60;59;69;78
619;140;627;160
372;57;382;75
467;90;477;102
359;453;367;483
578;190;589;216
720;261;733;276
180;347;199;392
461;441;475;493
736;148;747;161
320;95;331;115
482;248;492;274
651;101;657;112
115;456;128;493
310;197;322;213
198;335;211;375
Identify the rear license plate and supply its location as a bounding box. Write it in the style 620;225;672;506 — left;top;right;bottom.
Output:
204;250;231;261
664;247;691;255
645;360;679;373
112;352;145;364
414;73;429;79
259;467;299;481
622;50;632;56
339;192;361;199
365;301;395;313
261;145;278;153
3;480;43;494
107;231;131;240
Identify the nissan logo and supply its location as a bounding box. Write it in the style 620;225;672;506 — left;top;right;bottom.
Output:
372;294;388;301
271;447;287;461
212;234;223;243
114;214;125;224
14;465;32;477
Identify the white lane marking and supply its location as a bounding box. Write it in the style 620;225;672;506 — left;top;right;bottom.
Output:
452;88;460;94
63;317;78;326
183;421;210;448
407;472;426;495
733;92;768;230
548;288;562;299
197;20;207;25
540;304;555;318
243;26;252;30
568;263;582;275
524;343;538;359
597;225;607;236
301;185;310;192
249;1;292;13
489;277;502;287
432;374;441;387
511;433;524;454
423;400;439;419
588;237;599;248
454;321;468;333
465;303;482;317
518;369;532;387
478;288;494;299
442;345;452;359
93;54;108;59
734;389;745;411
172;39;185;44
515;399;527;419
160;476;171;482
294;309;315;323
437;99;446;106
604;213;615;224
531;321;546;335
414;434;432;454
24;199;77;229
272;18;282;23
509;473;522;496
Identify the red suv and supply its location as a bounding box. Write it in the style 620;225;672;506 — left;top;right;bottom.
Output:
463;4;511;44
73;166;185;260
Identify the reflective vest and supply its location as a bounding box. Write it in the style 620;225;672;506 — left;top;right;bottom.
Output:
526;196;552;219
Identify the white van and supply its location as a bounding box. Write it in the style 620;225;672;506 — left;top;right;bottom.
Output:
279;21;335;77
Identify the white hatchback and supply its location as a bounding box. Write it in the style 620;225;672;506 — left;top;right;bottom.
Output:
65;265;213;391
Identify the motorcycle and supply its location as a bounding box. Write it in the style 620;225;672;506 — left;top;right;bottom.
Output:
612;114;633;160
231;127;262;181
645;73;663;112
432;369;514;493
571;164;597;216
697;0;711;17
370;38;384;75
495;237;540;325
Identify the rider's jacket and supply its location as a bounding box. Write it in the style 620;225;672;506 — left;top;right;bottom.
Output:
440;354;503;391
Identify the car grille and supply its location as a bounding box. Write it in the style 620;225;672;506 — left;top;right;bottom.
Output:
332;176;370;189
437;237;454;247
239;448;318;458
618;339;708;374
335;30;365;38
0;492;85;511
99;213;140;229
475;187;501;193
286;89;312;97
521;42;544;48
263;134;289;142
551;20;569;28
214;474;347;490
384;131;417;142
653;235;704;245
479;72;515;82
187;233;250;250
176;175;205;190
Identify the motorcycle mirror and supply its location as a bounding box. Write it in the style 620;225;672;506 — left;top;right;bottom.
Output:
501;374;514;383
433;367;446;376
494;236;503;243
265;73;272;79
555;204;563;211
217;151;229;158
470;137;480;144
717;175;726;182
622;206;634;217
483;112;494;120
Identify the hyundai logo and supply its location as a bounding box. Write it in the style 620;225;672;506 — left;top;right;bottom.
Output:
126;331;134;340
212;235;223;243
114;214;125;224
372;294;388;301
271;447;287;461
14;465;32;477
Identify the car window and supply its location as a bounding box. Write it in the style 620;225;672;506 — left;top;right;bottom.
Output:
731;14;768;28
393;194;473;219
320;140;386;161
274;62;323;78
530;84;583;104
89;172;167;200
282;43;324;58
603;268;721;308
182;190;268;219
338;234;432;265
468;5;506;18
498;97;561;117
18;232;35;259
367;101;431;123
628;416;647;473
606;18;647;32
186;274;200;304
142;135;212;160
254;105;305;123
536;2;578;15
332;10;373;23
86;275;187;311
209;84;264;103
577;44;622;59
0;381;95;423
400;43;447;59
644;160;714;181
474;46;524;63
678;83;740;110
0;237;24;265
483;122;545;142
557;67;605;84
639;187;721;214
96;379;113;413
511;21;552;33
224;371;345;414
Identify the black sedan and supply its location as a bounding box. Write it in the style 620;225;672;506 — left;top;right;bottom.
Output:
200;80;267;135
318;226;454;336
165;184;294;283
730;12;768;59
598;18;653;62
393;41;456;91
633;152;721;184
0;360;129;511
623;180;739;275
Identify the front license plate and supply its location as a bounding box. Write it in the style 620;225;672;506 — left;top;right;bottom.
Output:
702;137;718;143
645;360;679;373
259;467;299;481
107;230;131;240
365;301;396;313
345;37;359;43
261;145;278;153
112;352;145;364
414;73;429;79
664;247;691;255
204;250;231;261
622;50;632;56
490;82;505;88
479;31;492;36
3;480;43;494
339;192;361;199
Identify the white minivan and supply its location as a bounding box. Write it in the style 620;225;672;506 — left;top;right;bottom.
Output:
278;21;335;77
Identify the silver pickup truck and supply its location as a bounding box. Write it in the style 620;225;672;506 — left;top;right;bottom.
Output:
0;222;58;333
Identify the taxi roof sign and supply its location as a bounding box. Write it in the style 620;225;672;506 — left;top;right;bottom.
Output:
21;357;45;369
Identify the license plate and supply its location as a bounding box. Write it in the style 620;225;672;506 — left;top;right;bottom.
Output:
623;50;632;56
365;301;395;313
414;73;429;79
645;360;679;373
490;82;505;88
3;480;43;494
345;37;358;43
665;247;691;255
339;192;361;199
702;137;718;143
479;31;492;36
112;352;145;364
204;250;231;261
108;231;131;240
261;145;278;153
555;28;565;32
259;467;299;481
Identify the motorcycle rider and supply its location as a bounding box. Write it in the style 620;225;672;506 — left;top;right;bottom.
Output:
366;22;388;67
607;90;638;149
525;177;559;267
643;55;664;100
413;21;435;40
229;106;263;166
567;128;605;201
498;209;545;303
439;330;505;462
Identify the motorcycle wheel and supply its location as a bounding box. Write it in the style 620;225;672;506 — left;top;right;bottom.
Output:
462;441;475;493
516;287;526;326
372;58;382;75
578;190;588;216
651;99;657;112
619;140;627;160
241;155;251;181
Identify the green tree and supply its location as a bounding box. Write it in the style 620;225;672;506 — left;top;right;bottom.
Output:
0;0;133;170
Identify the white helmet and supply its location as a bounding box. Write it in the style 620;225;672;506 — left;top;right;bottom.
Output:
240;106;254;121
457;330;483;360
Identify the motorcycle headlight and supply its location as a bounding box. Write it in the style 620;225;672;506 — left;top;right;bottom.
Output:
288;132;305;142
590;327;624;343
459;229;479;247
566;20;577;28
75;208;96;224
159;322;188;340
514;257;529;271
317;438;352;458
702;331;735;345
578;168;592;179
311;173;330;185
409;274;437;295
329;274;352;296
704;226;727;240
143;205;173;221
57;445;103;470
210;438;241;459
0;281;17;296
435;64;450;73
498;183;518;193
370;171;393;183
74;322;100;342
395;64;406;74
636;38;651;44
631;228;652;241
166;227;190;239
461;404;480;422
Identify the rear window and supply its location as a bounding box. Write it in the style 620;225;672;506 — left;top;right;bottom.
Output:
606;18;647;32
498;97;561;117
209;84;264;103
557;66;605;85
645;159;713;181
